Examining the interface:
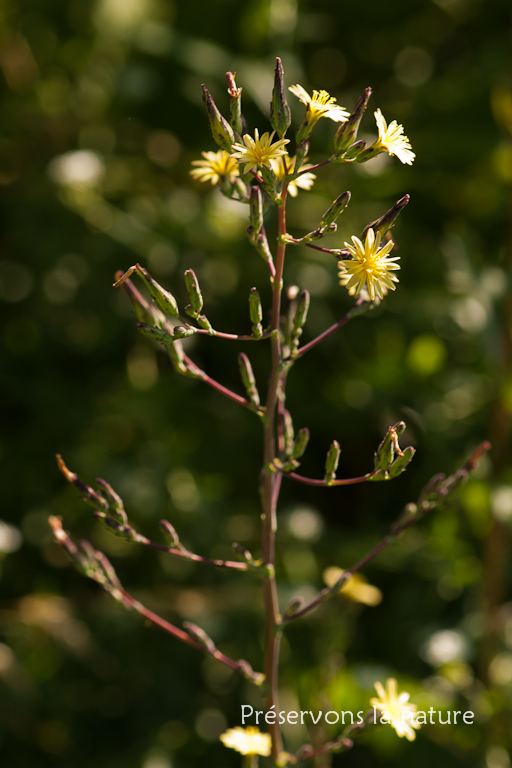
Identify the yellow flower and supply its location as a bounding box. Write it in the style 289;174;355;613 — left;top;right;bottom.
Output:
230;129;290;174
374;109;415;165
323;566;382;606
190;150;239;185
289;84;349;126
338;228;400;302
220;726;272;757
269;154;316;197
370;678;421;741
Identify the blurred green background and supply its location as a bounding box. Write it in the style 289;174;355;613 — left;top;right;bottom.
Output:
1;0;511;766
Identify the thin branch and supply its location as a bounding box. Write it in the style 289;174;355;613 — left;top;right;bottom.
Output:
181;351;259;413
137;537;251;571
282;469;372;487
295;299;365;359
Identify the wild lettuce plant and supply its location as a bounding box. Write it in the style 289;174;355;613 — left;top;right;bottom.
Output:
49;59;489;767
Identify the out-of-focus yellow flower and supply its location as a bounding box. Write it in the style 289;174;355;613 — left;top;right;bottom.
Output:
370;678;421;741
190;150;239;185
289;85;349;126
374;109;415;165
323;566;382;606
338;228;400;302
220;726;272;756
230;129;290;174
269;154;316;196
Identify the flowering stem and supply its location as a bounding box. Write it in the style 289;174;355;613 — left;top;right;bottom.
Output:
261;183;289;761
295;158;332;176
138;538;252;570
282;470;372;486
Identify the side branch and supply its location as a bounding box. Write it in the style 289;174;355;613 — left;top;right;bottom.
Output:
282;470;372;487
49;516;264;685
284;442;491;623
295;298;366;359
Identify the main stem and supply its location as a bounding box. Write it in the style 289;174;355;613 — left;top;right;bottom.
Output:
261;188;288;761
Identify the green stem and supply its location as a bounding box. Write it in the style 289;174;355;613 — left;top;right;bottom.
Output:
261;184;289;761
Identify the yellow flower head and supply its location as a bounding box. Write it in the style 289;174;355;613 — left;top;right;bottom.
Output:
374;109;415;165
190;150;239;185
338;228;400;302
269;154;316;197
323;566;382;606
220;726;272;757
230;129;290;174
370;678;421;741
289;84;350;126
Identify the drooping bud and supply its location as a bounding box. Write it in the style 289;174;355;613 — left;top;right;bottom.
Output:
324;440;341;485
226;71;243;137
319;191;351;230
238;353;260;410
136;322;175;346
201;84;235;151
333;87;372;155
291;427;310;460
184;269;203;318
361;195;410;240
270;57;291;138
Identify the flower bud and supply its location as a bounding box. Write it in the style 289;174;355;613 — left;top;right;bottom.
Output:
136;321;175;345
184;268;203;317
333;87;372;155
374;422;406;471
201;85;235;151
249;287;263;338
361;195;410;240
160;519;181;548
291;427;310;460
166;338;188;375
388;446;416;477
270;57;291;138
226;71;243;137
248;185;264;234
238;353;260;409
283;409;294;455
183;622;217;654
324;440;341;485
319;191;351;230
135;264;180;318
291;290;310;352
294;139;309;172
232;541;254;565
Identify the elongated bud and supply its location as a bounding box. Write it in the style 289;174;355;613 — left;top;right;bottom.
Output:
95;479;127;527
238;353;260;409
201;85;235;151
324;440;341;485
249;287;263;338
136;322;175;345
292;290;310;339
226;72;243;136
295;138;309;171
173;325;196;339
160;519;181;548
291;427;310;459
114;270;162;326
388;446;416;478
166;337;187;375
271;57;291;138
361;195;410;240
183;622;217;655
248;185;264;234
345;139;367;161
184;269;203;317
320;192;351;230
122;264;179;318
284;595;304;617
56;454;109;511
333;87;372;154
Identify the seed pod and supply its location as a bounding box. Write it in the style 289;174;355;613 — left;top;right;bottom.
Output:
319;191;351;230
184;269;203;317
201;85;235;151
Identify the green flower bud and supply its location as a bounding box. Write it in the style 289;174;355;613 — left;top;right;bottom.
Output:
184;269;203;317
270;57;291;138
136;264;180;318
333;87;372;155
232;541;254;565
388;446;416;477
291;427;310;460
361;195;410;240
324;440;341;484
136;322;175;345
238;352;260;409
319;191;351;230
95;478;127;525
294;139;309;172
160;519;181;548
166;337;187;375
249;287;263;338
248;185;264;234
226;71;243;137
183;622;217;654
201;85;235;151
